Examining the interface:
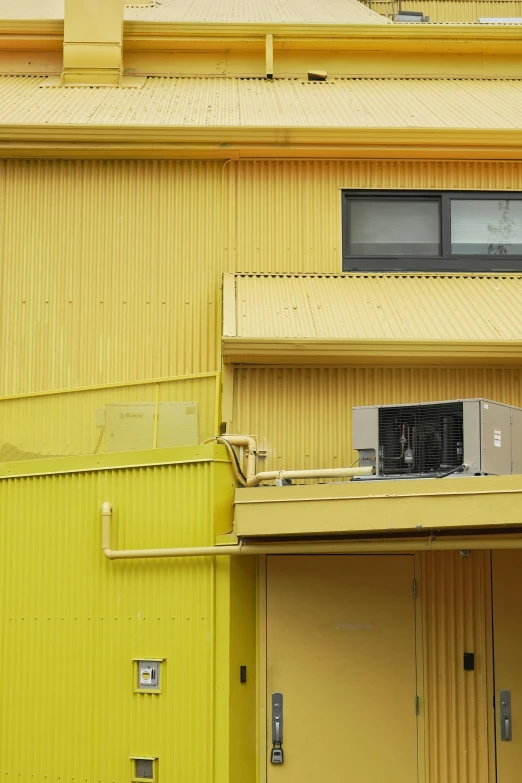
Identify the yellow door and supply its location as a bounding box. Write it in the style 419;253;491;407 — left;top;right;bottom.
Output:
266;555;419;783
492;550;522;781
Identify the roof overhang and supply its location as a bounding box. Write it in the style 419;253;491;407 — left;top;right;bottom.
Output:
234;474;522;538
223;273;522;365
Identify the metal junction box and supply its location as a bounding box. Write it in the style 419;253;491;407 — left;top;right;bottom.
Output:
353;398;522;478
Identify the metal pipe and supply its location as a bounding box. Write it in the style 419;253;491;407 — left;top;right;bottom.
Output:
101;502;241;559
101;502;522;560
220;435;258;482
246;466;373;487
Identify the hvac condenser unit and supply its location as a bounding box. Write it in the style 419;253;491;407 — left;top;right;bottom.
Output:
353;399;522;478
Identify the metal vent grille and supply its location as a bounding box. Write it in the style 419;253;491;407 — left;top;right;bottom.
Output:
378;402;464;476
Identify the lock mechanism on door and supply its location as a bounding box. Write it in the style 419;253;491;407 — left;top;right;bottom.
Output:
500;689;512;742
271;692;284;764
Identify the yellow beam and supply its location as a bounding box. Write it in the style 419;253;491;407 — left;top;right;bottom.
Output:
234;475;522;537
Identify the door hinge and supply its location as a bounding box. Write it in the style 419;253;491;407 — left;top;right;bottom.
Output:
413;579;417;599
415;696;420;716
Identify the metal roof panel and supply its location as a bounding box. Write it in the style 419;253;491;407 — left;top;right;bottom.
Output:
1;0;389;24
228;272;522;342
2;76;522;130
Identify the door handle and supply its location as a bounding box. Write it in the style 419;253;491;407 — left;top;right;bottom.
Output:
271;692;284;764
500;690;512;742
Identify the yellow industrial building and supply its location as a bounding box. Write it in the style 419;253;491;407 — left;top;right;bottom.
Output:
1;0;522;781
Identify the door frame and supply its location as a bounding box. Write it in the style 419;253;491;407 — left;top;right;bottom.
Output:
258;552;426;783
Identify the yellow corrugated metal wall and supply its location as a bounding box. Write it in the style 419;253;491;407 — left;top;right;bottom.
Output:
232;366;522;471
3;159;522;400
0;449;242;782
0;374;220;461
0;159;222;396
421;551;492;783
3;159;522;399
364;0;522;23
223;160;522;273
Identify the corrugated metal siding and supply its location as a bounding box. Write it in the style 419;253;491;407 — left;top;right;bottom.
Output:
230;273;522;341
3;76;522;128
0;456;226;782
232;366;522;470
366;0;522;23
0;374;219;462
0;159;222;395
422;551;491;783
224;160;522;273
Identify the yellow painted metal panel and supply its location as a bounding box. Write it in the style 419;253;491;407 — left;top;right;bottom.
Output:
0;375;219;462
224;160;522;273
232;366;522;473
64;0;124;44
0;449;235;782
228;272;522;341
367;0;522;24
0;159;222;394
228;556;257;783
491;550;522;781
4;76;522;129
421;551;491;783
266;555;418;782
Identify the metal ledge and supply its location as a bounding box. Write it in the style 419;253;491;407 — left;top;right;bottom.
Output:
234;474;522;538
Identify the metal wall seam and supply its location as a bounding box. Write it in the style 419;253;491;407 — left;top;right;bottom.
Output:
421;551;490;783
0;460;219;780
231;366;522;473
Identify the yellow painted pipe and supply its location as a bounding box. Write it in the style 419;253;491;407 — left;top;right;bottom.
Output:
221;435;258;482
101;503;522;560
246;466;374;487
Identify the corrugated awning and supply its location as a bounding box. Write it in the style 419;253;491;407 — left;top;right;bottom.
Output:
223;272;522;364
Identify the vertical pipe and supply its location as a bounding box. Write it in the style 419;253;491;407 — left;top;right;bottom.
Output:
266;34;274;79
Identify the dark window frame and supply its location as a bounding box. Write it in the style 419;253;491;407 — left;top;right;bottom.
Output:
342;190;522;272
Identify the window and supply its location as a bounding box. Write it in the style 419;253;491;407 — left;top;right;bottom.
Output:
342;191;522;271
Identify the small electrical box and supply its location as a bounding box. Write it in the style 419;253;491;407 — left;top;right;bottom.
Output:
135;659;163;693
131;757;157;782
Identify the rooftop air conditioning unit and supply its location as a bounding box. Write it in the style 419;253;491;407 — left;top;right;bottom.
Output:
353;399;522;479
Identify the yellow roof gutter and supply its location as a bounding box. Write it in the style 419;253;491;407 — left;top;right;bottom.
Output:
234;474;522;538
2;127;522;160
222;338;522;365
4;20;522;54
